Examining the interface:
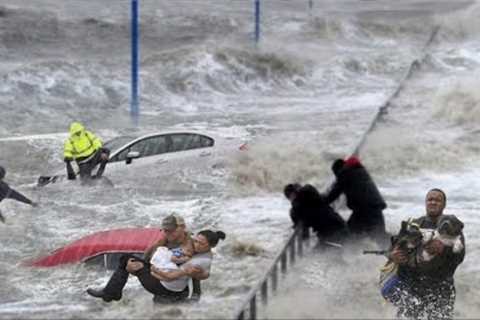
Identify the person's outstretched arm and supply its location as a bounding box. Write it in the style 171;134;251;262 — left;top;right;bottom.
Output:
8;187;35;206
324;181;343;204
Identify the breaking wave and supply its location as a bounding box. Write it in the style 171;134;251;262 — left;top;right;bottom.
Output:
143;46;311;96
433;77;480;126
228;133;337;194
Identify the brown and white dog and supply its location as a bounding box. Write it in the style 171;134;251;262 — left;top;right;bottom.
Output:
418;214;464;263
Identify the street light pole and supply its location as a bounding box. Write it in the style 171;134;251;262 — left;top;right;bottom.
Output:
131;0;139;124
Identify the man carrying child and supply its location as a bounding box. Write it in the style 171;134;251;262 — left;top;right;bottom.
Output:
86;213;204;302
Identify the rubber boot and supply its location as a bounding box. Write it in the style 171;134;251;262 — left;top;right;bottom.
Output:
87;255;131;302
101;255;132;300
95;160;107;179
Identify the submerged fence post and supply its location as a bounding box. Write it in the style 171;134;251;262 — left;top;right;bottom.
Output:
280;251;287;274
298;231;304;257
289;236;296;265
271;264;278;293
131;0;139;124
254;0;260;44
250;296;257;320
261;281;268;305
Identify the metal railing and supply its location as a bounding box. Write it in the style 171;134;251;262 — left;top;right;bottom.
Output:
352;25;440;156
233;226;310;320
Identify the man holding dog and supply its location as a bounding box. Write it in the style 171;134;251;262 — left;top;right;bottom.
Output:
390;188;465;319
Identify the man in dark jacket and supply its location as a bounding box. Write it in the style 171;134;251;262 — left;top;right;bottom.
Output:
284;183;348;243
0;166;37;222
389;188;465;319
324;157;387;242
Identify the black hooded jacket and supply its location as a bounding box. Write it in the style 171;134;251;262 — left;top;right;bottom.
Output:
290;184;347;238
325;163;386;211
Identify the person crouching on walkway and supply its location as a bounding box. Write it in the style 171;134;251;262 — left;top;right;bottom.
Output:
284;183;348;243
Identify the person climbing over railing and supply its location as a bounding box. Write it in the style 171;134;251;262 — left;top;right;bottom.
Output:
284;183;349;244
324;156;389;246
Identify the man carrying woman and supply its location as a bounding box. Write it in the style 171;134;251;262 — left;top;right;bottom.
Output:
86;213;226;303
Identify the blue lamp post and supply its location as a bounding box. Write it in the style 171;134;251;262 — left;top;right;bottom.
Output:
254;0;260;44
131;0;139;124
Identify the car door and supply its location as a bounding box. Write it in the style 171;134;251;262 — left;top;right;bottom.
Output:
105;133;215;186
106;135;171;180
161;133;215;166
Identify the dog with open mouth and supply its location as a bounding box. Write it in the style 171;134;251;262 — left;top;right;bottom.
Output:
391;215;464;267
417;214;464;263
379;215;464;302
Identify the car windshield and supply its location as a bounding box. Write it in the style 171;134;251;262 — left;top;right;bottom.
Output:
104;136;136;152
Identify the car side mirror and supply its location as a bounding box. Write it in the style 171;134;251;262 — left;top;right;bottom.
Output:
125;151;140;165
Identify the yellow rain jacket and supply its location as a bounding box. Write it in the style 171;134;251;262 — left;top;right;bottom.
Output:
64;122;103;161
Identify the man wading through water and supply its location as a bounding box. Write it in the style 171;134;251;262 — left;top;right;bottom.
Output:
86;214;219;302
388;189;465;319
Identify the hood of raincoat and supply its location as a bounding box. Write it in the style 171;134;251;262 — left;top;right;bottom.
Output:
69;122;85;136
345;156;362;168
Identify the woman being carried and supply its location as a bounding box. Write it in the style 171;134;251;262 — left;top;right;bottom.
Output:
86;229;225;303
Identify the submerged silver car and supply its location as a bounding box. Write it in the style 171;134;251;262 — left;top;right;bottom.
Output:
105;131;216;165
38;131;246;186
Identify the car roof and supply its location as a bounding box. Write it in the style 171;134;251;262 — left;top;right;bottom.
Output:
108;131;220;154
134;131;216;140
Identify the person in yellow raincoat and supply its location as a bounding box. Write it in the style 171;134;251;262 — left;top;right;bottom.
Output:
63;122;110;182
